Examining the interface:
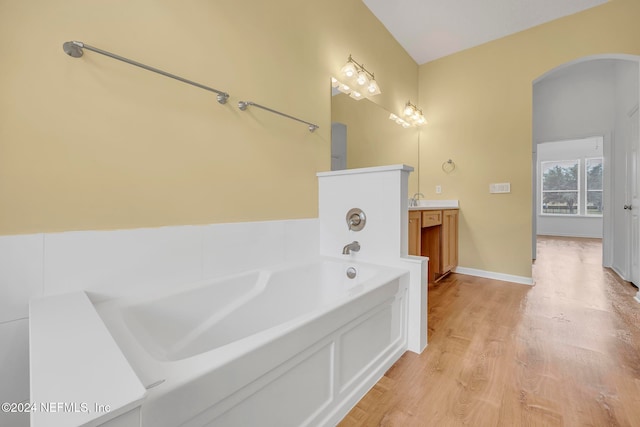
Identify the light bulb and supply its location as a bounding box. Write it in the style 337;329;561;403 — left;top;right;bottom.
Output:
367;79;381;96
337;83;351;94
349;91;363;100
356;71;368;86
340;62;357;79
404;104;415;117
331;77;339;87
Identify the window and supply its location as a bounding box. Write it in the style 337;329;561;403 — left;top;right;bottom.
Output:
541;160;580;215
540;157;603;216
586;157;603;215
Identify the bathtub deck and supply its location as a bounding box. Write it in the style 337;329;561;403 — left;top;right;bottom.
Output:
29;292;146;427
338;236;640;426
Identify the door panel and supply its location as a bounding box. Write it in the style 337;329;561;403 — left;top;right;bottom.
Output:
630;109;639;286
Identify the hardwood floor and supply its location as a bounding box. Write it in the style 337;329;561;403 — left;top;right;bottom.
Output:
338;236;640;426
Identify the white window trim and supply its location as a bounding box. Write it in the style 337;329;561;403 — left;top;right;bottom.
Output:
585;157;604;217
540;159;581;216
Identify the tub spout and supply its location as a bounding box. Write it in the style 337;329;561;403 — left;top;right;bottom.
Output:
342;241;360;255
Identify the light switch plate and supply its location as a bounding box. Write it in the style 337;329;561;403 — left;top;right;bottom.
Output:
490;183;511;193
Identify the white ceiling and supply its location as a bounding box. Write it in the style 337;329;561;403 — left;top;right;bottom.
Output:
362;0;609;64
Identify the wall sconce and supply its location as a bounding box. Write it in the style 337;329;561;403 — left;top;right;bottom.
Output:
332;55;381;101
390;101;427;127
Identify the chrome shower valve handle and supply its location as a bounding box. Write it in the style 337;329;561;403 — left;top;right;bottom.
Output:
346;208;366;231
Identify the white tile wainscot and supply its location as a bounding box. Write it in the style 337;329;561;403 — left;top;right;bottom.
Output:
0;233;43;322
0;218;319;427
0;319;30;427
43;226;204;300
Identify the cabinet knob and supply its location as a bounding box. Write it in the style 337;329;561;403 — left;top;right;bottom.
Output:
624;204;632;210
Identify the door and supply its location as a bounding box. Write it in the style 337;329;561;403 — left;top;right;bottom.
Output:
331;122;347;171
629;107;639;286
441;209;459;273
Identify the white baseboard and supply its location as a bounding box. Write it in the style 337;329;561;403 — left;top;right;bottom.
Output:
453;266;534;286
610;266;630;282
536;232;603;239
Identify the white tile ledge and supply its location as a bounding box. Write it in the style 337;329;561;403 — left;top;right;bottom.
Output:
317;164;414;177
30;292;145;427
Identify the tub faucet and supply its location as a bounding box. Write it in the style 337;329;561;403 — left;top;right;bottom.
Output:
342;241;360;255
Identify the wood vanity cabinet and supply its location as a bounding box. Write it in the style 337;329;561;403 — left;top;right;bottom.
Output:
441;210;459;274
408;211;422;256
408;208;459;282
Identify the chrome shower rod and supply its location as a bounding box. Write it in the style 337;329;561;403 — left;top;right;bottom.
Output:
238;101;319;132
62;41;229;104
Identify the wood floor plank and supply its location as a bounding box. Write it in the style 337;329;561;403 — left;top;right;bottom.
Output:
338;236;640;427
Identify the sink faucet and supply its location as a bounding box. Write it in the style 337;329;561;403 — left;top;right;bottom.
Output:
342;241;360;255
410;193;424;207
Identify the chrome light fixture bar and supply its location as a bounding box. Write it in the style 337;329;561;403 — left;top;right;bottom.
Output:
333;54;381;101
62;41;230;104
238;101;319;132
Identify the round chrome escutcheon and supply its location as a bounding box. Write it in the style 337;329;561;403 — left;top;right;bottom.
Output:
346;266;357;279
346;208;366;231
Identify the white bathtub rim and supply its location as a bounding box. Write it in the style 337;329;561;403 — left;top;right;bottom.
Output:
92;256;400;308
105;271;406;380
95;258;410;392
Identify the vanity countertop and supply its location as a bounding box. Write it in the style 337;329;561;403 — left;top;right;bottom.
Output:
409;199;459;210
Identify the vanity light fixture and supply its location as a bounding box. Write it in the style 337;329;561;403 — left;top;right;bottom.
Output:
389;113;411;128
349;91;364;100
333;54;381;100
390;101;427;128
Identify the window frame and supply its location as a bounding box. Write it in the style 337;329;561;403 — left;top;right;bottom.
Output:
585;157;604;217
540;159;581;216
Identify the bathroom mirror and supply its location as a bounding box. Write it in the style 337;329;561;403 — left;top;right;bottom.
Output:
330;89;420;195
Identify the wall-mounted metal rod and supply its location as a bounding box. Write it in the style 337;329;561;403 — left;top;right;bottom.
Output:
62;41;230;104
238;101;319;132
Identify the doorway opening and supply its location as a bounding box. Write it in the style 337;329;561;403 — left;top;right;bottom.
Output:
536;137;604;238
532;55;640;289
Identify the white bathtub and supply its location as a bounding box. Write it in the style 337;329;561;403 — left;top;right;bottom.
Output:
94;257;410;426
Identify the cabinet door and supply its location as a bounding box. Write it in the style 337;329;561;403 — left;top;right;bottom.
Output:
408;211;421;256
441;210;459;273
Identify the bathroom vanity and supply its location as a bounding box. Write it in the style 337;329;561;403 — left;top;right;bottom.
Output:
408;202;459;282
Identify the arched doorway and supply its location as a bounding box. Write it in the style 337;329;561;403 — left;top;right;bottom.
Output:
532;55;640;287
